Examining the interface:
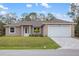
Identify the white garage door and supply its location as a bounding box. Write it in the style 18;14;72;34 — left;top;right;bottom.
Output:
48;25;71;37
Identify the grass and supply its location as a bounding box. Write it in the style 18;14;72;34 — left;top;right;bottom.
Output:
0;36;60;49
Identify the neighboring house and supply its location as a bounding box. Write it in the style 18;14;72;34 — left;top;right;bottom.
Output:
4;19;76;37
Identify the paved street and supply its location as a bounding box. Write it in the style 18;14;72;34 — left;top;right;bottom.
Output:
0;49;79;56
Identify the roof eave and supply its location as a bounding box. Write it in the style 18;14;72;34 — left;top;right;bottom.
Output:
44;23;77;25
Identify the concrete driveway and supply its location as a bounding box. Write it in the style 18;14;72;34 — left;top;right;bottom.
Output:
51;37;79;49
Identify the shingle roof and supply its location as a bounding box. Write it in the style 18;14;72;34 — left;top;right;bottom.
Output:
4;19;76;27
44;19;75;24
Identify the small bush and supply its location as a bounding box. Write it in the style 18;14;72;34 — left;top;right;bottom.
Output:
75;23;79;37
29;34;43;37
0;29;5;36
75;31;79;37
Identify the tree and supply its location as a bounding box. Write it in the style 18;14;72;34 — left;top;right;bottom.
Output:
39;13;46;21
67;3;79;22
20;13;28;21
20;13;30;21
0;13;17;24
20;12;56;21
68;3;79;37
74;17;79;36
0;13;17;36
29;12;37;21
0;21;5;36
46;13;56;21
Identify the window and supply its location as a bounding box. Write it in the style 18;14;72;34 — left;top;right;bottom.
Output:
34;27;40;33
10;27;15;33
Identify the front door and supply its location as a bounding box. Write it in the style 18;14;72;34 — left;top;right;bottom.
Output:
24;27;29;36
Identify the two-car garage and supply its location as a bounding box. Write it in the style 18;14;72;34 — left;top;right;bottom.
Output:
48;24;72;37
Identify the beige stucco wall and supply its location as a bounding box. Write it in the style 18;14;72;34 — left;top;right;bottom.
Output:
43;25;48;36
5;27;9;36
15;26;21;36
71;24;75;37
5;26;21;36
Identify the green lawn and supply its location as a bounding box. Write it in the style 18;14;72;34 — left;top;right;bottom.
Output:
0;36;60;49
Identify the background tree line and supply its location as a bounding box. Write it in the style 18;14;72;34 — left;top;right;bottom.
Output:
0;12;56;24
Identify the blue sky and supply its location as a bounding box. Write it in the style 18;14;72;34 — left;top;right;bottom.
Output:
0;3;71;21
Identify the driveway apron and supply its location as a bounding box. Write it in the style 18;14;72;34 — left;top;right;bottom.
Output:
51;37;79;49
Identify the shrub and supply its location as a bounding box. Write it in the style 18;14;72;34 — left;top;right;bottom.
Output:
29;34;43;37
0;21;5;36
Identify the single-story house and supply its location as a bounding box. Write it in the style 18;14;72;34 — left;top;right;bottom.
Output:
4;19;76;37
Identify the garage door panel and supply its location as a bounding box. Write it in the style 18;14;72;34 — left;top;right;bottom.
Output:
48;25;71;37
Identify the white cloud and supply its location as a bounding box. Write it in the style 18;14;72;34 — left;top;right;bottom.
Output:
40;3;51;8
0;5;8;15
26;4;32;8
0;5;8;11
0;11;7;15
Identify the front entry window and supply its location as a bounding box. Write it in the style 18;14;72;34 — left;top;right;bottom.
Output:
34;27;40;33
25;27;27;33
